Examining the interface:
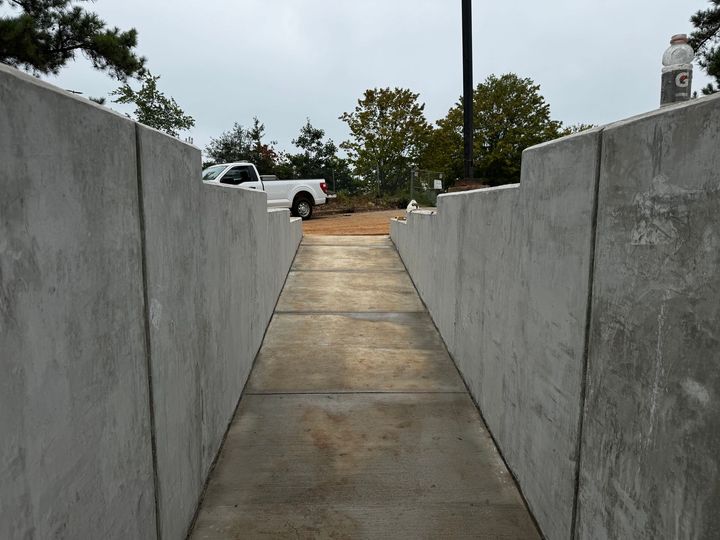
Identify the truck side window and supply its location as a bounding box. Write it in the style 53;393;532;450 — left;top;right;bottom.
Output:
220;165;259;185
241;166;260;183
220;166;243;185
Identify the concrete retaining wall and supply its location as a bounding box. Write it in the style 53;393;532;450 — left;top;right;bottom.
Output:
392;94;720;539
0;64;301;539
393;129;601;540
577;95;720;539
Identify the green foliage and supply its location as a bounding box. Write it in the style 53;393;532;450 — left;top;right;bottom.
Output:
421;73;565;185
420;123;463;186
0;0;145;80
287;119;338;177
111;72;194;137
284;119;358;193
205;118;280;174
340;87;431;194
562;123;596;135
689;0;720;94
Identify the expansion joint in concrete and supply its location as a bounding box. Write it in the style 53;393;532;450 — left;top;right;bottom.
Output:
245;391;468;396
290;269;406;273
570;127;605;540
134;123;163;540
274;310;427;315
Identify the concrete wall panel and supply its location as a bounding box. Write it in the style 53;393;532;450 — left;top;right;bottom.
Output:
1;63;301;540
577;95;720;539
0;66;156;538
136;125;206;540
138;126;302;539
393;129;601;540
393;95;720;540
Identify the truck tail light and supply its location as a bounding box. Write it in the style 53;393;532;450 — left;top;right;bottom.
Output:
320;182;328;194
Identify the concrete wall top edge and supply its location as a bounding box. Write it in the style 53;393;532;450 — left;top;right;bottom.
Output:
523;124;605;154
601;92;720;132
0;62;137;127
202;180;267;203
439;183;520;201
136;121;200;152
0;63;201;153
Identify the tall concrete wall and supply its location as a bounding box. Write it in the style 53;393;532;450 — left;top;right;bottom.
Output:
392;129;601;540
391;94;720;539
0;64;301;539
0;63;156;540
576;95;720;539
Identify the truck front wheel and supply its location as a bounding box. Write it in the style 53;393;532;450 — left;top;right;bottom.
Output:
292;196;313;220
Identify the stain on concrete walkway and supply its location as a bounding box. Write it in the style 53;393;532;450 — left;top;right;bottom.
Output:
190;236;540;539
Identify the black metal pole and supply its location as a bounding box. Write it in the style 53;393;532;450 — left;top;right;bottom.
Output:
462;0;474;180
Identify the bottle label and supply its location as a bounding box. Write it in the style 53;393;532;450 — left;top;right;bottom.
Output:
661;69;693;105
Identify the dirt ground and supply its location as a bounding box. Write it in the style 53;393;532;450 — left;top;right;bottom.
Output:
303;209;404;235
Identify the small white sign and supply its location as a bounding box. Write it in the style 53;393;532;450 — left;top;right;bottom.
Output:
433;179;443;190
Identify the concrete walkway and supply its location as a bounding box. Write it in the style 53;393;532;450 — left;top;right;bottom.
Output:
190;236;540;539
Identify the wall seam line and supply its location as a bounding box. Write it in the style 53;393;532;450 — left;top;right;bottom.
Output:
569;128;605;539
134;123;163;540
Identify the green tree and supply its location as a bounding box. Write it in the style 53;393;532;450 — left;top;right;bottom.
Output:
690;0;720;94
111;72;194;137
288;119;338;177
419;124;463;186
0;0;145;80
562;123;596;135
281;119;358;192
247;117;280;174
205;122;250;164
340;87;431;195
422;74;565;185
205;118;280;174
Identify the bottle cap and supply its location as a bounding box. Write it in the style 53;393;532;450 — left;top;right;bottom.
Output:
670;34;688;45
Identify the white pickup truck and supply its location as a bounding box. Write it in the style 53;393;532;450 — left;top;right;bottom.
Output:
202;162;332;219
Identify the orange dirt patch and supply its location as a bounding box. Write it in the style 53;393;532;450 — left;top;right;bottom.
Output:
303;209;403;235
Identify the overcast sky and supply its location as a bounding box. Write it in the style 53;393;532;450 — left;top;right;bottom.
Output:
20;0;716;155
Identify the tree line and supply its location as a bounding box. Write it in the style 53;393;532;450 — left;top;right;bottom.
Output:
206;75;593;195
3;0;719;195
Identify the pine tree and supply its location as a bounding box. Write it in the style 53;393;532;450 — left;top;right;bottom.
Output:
205;118;280;174
0;0;145;80
689;0;720;94
111;72;194;137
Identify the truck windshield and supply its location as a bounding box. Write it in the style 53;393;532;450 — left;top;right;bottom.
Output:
202;165;226;180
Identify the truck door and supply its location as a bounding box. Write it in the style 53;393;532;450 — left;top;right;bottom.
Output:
219;165;263;190
261;177;290;208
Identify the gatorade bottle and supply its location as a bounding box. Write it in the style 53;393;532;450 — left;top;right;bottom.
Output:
660;34;694;106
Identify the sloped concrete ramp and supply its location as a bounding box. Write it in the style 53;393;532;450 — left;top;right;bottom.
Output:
190;235;539;539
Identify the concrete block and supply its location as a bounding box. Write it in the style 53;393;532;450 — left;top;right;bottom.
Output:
577;94;720;539
0;64;156;539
